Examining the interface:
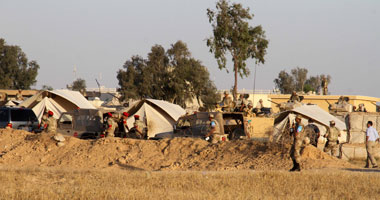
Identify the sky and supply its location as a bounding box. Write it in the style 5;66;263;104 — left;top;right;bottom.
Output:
0;0;379;97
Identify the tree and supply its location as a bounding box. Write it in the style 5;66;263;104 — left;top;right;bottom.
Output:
41;85;53;91
206;0;268;99
291;67;308;92
117;41;219;110
274;70;295;94
274;67;332;94
69;78;86;92
0;38;39;89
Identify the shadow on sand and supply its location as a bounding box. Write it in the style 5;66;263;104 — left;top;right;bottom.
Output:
343;168;380;173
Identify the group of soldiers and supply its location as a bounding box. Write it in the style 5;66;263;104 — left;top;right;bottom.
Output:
219;91;268;117
289;115;341;171
104;112;147;139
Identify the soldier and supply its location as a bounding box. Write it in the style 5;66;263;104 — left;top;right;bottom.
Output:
323;120;341;157
337;96;345;104
289;115;305;172
365;121;379;168
16;89;24;101
205;113;223;144
45;111;57;133
39;112;49;131
358;104;367;112
132;115;146;139
256;99;264;111
244;103;255;117
235;94;248;110
289;91;300;102
105;112;118;137
321;77;328;95
120;112;130;138
221;91;233;112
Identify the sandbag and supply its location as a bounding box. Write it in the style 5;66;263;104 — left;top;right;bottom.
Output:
349;131;366;144
349;114;364;132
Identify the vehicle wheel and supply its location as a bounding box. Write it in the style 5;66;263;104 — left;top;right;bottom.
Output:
229;128;245;140
80;133;96;140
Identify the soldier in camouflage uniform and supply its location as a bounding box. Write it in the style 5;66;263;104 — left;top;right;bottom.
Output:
289;91;300;102
131;115;146;139
323;120;341;157
205;113;223;144
39;112;49;131
290;115;305;172
105;112;118;137
120;112;130;138
221;91;233;112
45;111;57;133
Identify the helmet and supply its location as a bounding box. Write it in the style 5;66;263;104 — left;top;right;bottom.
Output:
330;120;335;125
209;113;214;118
48;111;54;116
107;112;112;117
295;114;302;120
123;112;129;117
224;91;229;95
134;115;140;119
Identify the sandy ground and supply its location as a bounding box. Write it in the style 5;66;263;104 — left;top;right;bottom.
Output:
0;129;357;171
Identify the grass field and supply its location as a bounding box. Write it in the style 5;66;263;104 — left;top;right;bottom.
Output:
0;167;379;200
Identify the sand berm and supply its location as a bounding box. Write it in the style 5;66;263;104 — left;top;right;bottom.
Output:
0;129;356;171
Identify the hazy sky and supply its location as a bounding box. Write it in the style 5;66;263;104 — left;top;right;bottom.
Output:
1;0;379;97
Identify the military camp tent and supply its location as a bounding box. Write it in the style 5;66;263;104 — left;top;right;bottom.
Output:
273;104;347;143
122;99;186;138
19;90;95;122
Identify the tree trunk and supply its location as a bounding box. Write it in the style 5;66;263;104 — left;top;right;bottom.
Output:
233;60;238;101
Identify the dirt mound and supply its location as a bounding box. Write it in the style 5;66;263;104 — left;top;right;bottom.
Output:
0;129;356;171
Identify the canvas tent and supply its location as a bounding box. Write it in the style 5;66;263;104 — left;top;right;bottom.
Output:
273;104;347;143
122;99;186;138
19;90;95;122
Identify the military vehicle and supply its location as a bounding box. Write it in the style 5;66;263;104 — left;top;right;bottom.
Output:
173;112;274;140
57;109;104;139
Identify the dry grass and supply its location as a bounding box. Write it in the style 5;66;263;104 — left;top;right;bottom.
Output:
0;167;379;200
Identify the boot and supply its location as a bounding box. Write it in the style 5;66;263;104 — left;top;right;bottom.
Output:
295;162;301;171
289;160;297;171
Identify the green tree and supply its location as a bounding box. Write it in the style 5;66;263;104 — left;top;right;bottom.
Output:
206;0;268;99
274;67;332;94
291;67;308;92
41;85;53;91
0;38;39;89
69;78;86;92
274;70;295;94
117;41;219;110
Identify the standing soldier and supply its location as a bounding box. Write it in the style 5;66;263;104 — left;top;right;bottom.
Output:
105;112;118;137
321;77;328;95
16;89;24;101
45;111;57;133
324;120;341;157
132;115;146;139
120;112;130;138
221;91;233;112
365;121;379;168
205;113;223;144
289;115;305;172
39;112;49;131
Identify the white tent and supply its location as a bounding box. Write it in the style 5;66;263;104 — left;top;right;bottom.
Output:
122;99;186;138
19;90;95;122
273;105;347;142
